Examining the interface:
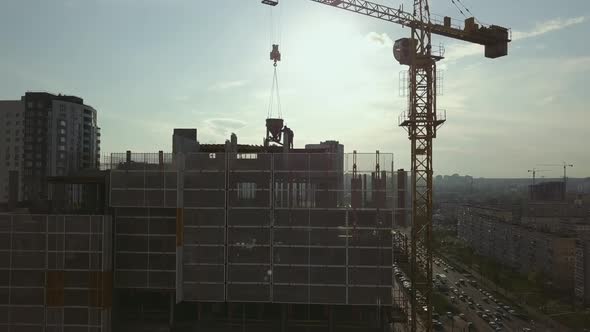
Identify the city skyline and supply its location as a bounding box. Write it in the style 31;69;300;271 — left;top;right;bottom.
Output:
0;0;588;178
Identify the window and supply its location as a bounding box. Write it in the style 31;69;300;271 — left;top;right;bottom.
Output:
237;153;258;160
237;182;256;200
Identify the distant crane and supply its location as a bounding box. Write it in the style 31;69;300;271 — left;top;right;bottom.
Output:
259;1;510;331
527;168;549;186
538;162;574;186
528;168;550;200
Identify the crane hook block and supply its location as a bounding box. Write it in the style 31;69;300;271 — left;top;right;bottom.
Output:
270;44;281;64
261;0;279;6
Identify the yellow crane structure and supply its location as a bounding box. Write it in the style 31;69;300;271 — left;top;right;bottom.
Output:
261;1;510;331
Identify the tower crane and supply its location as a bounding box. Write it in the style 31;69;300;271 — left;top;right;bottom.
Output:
260;1;510;331
528;168;550;200
538;162;574;186
528;168;549;186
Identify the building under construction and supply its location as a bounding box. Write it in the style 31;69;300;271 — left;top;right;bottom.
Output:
107;127;401;331
0;214;112;331
0;123;408;331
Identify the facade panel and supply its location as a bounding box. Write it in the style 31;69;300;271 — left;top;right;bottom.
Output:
110;152;395;306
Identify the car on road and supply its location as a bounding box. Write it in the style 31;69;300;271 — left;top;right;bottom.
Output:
459;313;465;320
433;320;443;330
476;303;483;309
483;297;490;303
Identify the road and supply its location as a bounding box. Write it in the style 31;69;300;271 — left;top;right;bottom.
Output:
432;255;555;332
392;229;560;332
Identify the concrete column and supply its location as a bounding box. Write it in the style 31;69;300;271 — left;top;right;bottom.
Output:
175;153;185;303
328;305;334;332
169;293;174;327
281;304;287;332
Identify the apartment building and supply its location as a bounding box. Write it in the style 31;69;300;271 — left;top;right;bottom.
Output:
0;101;25;203
22;92;100;201
458;205;576;291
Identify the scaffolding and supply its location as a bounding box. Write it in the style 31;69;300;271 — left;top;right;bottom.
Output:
109;152;397;308
0;214;112;332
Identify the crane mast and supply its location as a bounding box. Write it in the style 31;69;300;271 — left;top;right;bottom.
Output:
260;1;510;331
403;2;438;330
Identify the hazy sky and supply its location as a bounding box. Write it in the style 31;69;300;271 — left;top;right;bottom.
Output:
0;0;588;177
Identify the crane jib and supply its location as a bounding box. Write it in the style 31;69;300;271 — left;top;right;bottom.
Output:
263;0;510;58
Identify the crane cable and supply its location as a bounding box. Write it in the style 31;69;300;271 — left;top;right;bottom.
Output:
267;4;283;119
267;66;282;119
449;0;483;25
455;0;482;25
449;0;467;18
